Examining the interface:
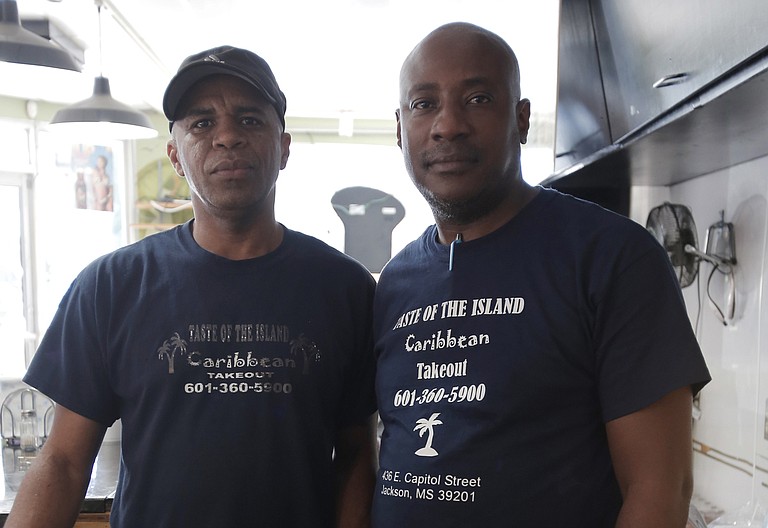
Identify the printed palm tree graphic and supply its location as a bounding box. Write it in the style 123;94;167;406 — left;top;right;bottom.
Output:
157;332;187;374
414;412;443;457
290;334;320;375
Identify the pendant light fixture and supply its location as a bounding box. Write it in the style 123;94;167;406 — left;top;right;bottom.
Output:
0;0;79;71
0;0;80;72
48;0;157;140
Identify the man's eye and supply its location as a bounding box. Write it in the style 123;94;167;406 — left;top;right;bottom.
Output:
241;116;263;126
468;94;491;104
193;119;213;128
410;100;433;110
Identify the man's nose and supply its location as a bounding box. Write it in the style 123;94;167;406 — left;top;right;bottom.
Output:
213;119;245;148
431;104;470;141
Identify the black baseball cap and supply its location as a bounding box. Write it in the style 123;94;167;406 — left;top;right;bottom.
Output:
163;45;287;131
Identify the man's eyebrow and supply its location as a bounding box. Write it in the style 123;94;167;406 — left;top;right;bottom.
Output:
178;104;267;121
408;82;439;94
233;104;268;114
407;77;492;95
178;106;215;120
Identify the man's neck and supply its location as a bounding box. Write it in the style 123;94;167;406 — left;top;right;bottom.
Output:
435;184;539;245
190;215;284;260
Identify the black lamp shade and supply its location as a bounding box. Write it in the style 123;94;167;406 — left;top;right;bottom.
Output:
0;0;79;71
49;76;158;140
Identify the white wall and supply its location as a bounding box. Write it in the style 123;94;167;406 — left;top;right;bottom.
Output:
633;155;768;519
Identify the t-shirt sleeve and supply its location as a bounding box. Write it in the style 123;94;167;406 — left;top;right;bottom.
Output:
335;272;377;427
23;268;120;427
593;232;711;422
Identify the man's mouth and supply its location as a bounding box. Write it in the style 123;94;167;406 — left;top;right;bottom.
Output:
425;156;478;172
424;147;479;171
211;159;254;175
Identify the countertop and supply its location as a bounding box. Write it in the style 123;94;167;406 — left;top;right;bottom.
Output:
0;440;120;518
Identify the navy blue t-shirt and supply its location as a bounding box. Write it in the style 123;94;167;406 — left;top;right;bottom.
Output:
373;188;710;527
25;222;376;527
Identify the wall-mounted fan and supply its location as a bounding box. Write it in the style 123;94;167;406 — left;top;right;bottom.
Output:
646;202;701;288
646;202;737;325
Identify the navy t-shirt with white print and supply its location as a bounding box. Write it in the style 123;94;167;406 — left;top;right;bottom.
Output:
372;188;710;528
25;222;376;528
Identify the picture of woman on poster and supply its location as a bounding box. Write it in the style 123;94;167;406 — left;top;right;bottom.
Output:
69;146;114;212
91;155;113;211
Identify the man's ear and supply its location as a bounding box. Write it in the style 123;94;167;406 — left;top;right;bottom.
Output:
517;98;531;145
395;108;402;149
166;139;184;177
279;132;291;170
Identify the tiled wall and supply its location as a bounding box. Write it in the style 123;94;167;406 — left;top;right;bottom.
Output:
632;154;768;519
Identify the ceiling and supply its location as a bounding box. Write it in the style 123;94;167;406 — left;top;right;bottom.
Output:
4;0;560;122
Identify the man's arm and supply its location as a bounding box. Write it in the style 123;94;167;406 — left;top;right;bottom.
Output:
606;385;695;528
334;414;377;528
5;404;107;528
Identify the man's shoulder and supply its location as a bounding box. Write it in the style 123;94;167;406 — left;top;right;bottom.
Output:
75;225;185;279
283;228;375;280
539;188;652;241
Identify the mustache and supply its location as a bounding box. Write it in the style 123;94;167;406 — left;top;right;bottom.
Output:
422;145;480;167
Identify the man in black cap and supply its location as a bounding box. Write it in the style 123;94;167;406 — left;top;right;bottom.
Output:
8;46;377;528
